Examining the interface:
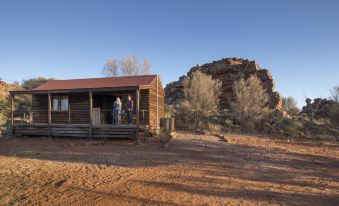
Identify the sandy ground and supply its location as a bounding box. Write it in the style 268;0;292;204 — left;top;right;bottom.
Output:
0;132;338;206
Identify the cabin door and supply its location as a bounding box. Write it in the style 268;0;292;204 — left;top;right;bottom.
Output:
92;108;101;127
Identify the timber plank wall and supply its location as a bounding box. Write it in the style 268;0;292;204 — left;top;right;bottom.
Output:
32;91;152;126
32;94;48;123
32;93;89;124
149;76;165;129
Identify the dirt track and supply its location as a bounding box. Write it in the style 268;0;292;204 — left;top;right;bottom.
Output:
0;132;338;206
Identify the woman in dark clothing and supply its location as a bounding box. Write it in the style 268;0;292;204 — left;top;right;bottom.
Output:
125;95;133;125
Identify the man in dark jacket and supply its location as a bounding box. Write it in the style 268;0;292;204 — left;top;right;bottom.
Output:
125;95;133;125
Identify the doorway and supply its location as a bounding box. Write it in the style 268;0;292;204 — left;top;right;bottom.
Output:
93;94;123;124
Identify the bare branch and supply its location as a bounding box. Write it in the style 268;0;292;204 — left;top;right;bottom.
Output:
101;58;119;77
329;85;339;103
101;55;151;77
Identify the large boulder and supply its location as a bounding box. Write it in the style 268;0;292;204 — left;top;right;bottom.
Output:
165;57;282;110
301;98;337;118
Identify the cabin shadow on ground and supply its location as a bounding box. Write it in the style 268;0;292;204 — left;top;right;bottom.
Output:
0;136;338;205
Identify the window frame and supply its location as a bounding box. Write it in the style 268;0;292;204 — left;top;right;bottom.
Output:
52;95;69;112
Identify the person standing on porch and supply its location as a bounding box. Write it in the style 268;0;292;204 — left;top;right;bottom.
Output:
113;97;121;124
125;95;133;125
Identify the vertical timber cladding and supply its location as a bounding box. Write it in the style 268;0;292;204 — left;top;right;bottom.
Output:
149;76;165;129
70;92;90;124
50;92;90;124
32;94;48;123
139;89;150;126
32;93;90;124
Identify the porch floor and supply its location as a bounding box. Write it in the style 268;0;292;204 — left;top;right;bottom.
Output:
13;124;144;139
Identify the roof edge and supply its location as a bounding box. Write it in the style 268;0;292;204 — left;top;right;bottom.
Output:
32;74;158;91
39;74;158;83
10;85;152;94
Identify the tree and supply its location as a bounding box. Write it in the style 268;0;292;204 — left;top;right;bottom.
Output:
328;85;339;124
19;77;54;111
21;77;54;90
141;58;151;75
0;96;10;132
175;71;221;130
282;96;300;115
0;77;53;133
101;55;151;77
0;83;22;132
329;85;339;103
101;58;119;77
120;55;139;76
231;75;269;130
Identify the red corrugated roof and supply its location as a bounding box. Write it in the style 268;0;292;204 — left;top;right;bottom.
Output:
32;75;157;91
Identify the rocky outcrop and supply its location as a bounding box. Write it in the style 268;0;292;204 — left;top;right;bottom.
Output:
165;57;282;110
301;98;338;118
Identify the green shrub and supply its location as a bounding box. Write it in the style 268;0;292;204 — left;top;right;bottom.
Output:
312;134;336;141
174;71;221;130
284;119;303;137
329;104;339;125
208;123;222;134
165;104;174;118
157;129;171;143
231;75;269;132
282;96;300;115
0;96;10;133
224;119;234;128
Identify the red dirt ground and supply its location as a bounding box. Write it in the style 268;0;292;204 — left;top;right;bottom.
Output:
0;132;338;206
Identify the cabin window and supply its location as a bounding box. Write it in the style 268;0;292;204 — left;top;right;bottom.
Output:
52;96;69;111
53;97;59;111
60;96;69;111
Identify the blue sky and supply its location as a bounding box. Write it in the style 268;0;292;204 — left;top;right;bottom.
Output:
0;0;338;107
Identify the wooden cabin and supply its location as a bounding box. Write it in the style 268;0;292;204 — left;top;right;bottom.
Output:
10;75;165;139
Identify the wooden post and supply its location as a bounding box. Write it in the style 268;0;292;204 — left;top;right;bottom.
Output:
11;93;14;135
135;89;140;144
68;98;71;125
89;91;93;140
48;92;51;139
136;89;140;126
